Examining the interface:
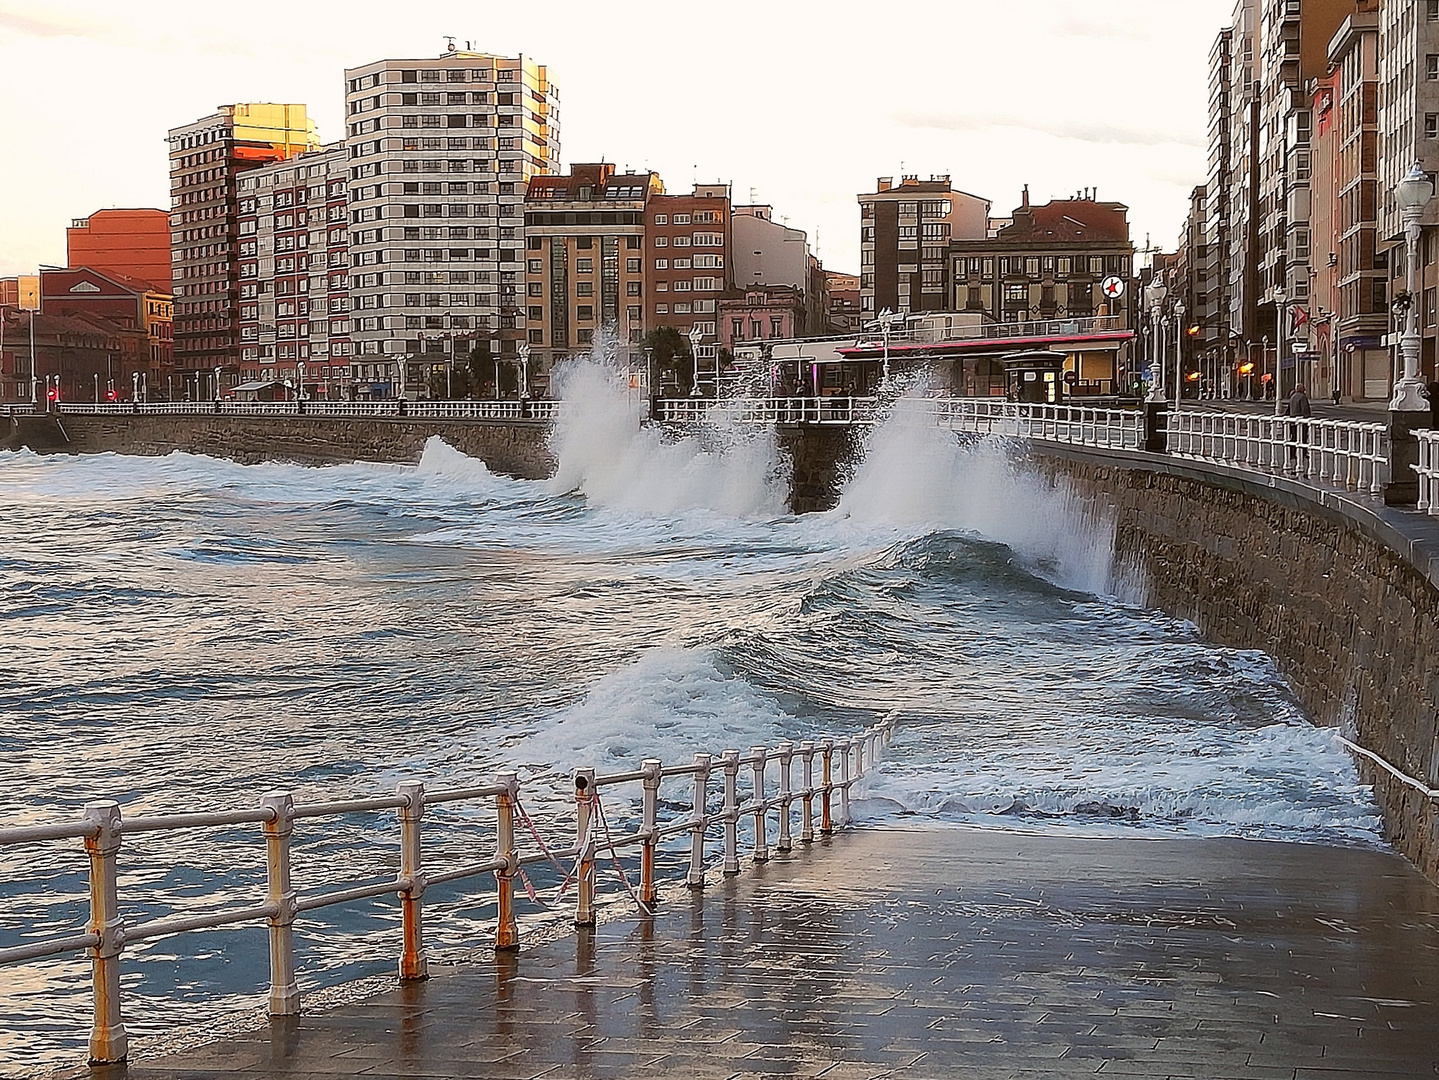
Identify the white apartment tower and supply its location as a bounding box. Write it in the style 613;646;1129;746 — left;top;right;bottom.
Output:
342;49;559;394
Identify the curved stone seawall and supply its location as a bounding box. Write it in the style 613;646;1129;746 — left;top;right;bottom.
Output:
30;413;557;480
1035;445;1439;881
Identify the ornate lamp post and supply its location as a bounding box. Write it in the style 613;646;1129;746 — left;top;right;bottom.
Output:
1145;278;1167;402
517;342;531;400
873;308;901;394
1392;163;1435;412
688;325;704;397
1173;299;1187;409
212;365;222;402
296;360;306;401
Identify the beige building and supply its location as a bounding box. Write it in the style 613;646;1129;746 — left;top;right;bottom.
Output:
342;48;559;396
523;163;661;390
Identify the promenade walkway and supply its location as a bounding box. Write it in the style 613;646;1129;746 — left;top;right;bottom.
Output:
73;825;1439;1080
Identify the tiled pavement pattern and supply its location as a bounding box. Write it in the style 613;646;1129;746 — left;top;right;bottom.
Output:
85;826;1439;1079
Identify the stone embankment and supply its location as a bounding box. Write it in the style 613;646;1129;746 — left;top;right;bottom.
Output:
1039;446;1439;881
22;413;556;481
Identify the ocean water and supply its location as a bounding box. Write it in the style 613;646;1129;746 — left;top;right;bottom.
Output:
0;367;1381;1073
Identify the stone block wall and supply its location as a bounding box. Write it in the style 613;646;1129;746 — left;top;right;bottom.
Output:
1039;448;1439;882
39;414;556;480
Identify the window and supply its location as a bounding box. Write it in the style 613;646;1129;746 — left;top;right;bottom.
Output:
1428;114;1439;140
577;282;593;297
576;258;593;272
672;236;691;248
627;258;641;273
1429;55;1439;80
626;282;642;296
578;305;594;321
653;214;668;225
674;213;691;225
1428;0;1438;18
528;259;543;274
654;237;668;247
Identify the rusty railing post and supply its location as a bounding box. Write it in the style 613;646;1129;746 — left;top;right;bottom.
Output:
84;800;127;1065
640;758;662;908
776;741;794;853
574;769;597;926
750;745;769;863
495;773;519;951
394;781;428;980
838;739;852;827
799;740;816;843
720;749;741;875
261;792;302;1012
688;753;711;889
820;739;835;835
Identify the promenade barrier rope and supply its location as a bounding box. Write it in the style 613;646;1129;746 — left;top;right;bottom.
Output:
0;718;895;1066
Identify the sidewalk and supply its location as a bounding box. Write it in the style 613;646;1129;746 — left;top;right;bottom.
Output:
74;824;1439;1080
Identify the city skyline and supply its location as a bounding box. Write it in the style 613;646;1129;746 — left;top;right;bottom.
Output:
0;0;1231;279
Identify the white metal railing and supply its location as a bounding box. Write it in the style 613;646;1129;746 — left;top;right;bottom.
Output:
0;719;893;1065
1168;410;1387;496
657;396;882;425
930;399;1144;450
1416;430;1439;514
656;397;1144;451
53;400;561;421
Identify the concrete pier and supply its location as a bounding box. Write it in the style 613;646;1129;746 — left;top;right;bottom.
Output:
76;824;1439;1080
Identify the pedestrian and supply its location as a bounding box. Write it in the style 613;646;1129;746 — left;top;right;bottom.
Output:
1287;383;1312;473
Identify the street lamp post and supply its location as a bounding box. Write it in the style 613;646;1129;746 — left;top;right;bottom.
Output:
213;365;222;403
517;342;531;400
875;308;899;394
131;371;139;402
1145;279;1167;402
1272;287;1287;415
1173;300;1186;409
687;325;704;397
296;360;306;401
1392;163;1435;412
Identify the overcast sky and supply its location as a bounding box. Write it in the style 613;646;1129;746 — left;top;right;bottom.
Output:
0;0;1232;279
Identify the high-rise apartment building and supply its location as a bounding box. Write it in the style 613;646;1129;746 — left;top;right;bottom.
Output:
1254;0;1352;353
858;176;989;319
1378;0;1439;380
67;209;173;293
342;49;559;397
645;183;732;376
168;104;321;386
1225;0;1264;354
1310;5;1387;399
523;163;660;388
236;144;354;399
1204;27;1235;358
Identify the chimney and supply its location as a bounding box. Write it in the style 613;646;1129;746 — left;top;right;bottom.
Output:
877;177;893;192
1021;185;1030;209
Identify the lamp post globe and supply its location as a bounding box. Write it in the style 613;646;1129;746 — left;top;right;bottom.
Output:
1145;280;1167;402
1392;164;1436;411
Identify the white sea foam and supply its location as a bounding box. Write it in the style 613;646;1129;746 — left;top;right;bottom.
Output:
506;646;790;773
833;397;1119;595
546;359;789;520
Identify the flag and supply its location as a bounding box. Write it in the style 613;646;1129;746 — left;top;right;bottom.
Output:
1291;306;1310;334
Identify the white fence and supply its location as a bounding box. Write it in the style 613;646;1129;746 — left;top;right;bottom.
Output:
657;396;881;425
55;400;562;421
1167;410;1388;496
1415;430;1439;513
0;720;892;1065
930;399;1144;450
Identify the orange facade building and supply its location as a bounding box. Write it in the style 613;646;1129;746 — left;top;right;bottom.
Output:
67;209;172;292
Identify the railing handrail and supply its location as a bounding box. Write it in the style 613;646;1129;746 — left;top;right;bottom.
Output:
0;718;896;1065
1166;408;1388;497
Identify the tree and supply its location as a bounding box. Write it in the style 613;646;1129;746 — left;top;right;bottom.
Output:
642;327;695;395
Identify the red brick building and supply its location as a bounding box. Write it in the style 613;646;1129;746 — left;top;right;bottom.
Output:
66;209;173;293
39;267;173;390
645;184;732;384
0;308;149;404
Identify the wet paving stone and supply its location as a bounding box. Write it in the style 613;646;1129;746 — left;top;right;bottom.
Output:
80;825;1439;1079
